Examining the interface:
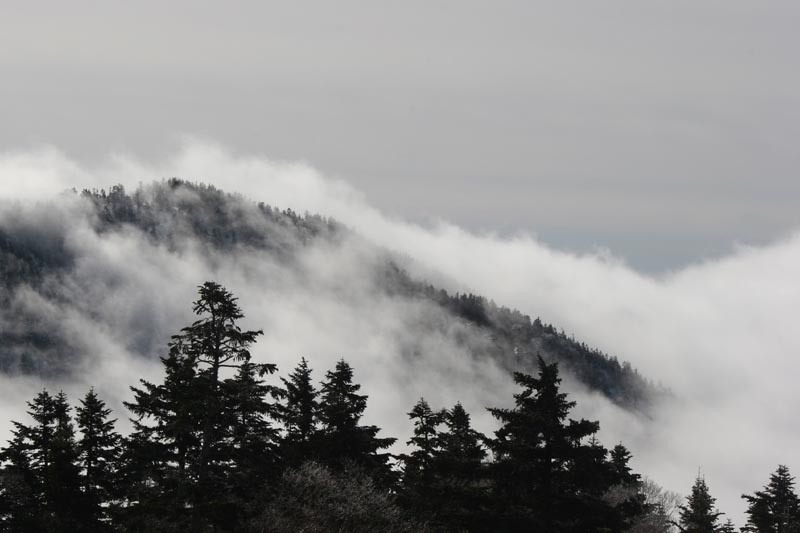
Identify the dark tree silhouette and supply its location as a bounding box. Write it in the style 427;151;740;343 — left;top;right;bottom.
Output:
488;355;622;532
317;359;395;479
123;281;277;531
223;361;281;511
601;444;649;531
0;430;41;532
402;398;444;482
401;399;489;531
75;388;121;531
743;465;800;533
677;475;723;533
0;391;84;532
437;402;486;481
397;398;445;524
122;335;203;530
275;357;319;466
0;274;678;533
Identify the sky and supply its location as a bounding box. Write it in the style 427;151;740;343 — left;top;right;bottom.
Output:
1;1;800;525
2;1;800;271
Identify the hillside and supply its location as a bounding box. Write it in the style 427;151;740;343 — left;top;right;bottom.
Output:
0;180;657;410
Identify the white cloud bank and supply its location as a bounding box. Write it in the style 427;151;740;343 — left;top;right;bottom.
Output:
1;140;798;523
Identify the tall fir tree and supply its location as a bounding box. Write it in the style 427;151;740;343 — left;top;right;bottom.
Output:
432;402;489;531
174;282;272;509
487;355;617;532
402;398;444;482
0;390;83;533
123;281;277;532
742;465;800;533
610;444;640;487
317;359;395;479
275;357;319;466
397;398;445;523
0;392;49;533
75;388;121;531
223;360;281;513
40;391;84;532
604;444;648;531
677;475;723;533
437;402;486;481
122;340;202;531
0;433;42;533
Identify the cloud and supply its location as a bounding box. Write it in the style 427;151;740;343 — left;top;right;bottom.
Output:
4;1;800;274
1;141;798;523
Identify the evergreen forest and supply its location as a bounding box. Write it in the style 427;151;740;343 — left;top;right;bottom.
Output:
0;282;796;532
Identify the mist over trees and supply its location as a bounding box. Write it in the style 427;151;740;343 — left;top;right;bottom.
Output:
0;180;657;410
0;282;791;532
2;183;798;530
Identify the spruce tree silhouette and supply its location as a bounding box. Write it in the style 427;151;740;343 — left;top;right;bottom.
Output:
76;388;121;531
124;281;277;531
275;357;319;466
488;355;619;532
677;475;723;533
0;391;83;532
317;359;395;479
743;465;800;533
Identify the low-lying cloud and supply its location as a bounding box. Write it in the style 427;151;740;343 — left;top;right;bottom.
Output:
2;140;798;523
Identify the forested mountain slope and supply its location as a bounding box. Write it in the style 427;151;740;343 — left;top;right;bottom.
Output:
0;179;657;409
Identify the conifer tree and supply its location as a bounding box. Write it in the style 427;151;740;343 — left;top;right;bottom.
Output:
742;465;800;533
223;361;281;511
174;282;272;500
122;341;201;530
0;433;41;533
571;435;640;531
275;357;319;466
123;281;277;531
0;398;46;533
317;359;395;478
431;402;489;531
0;390;83;533
40;391;84;532
75;388;121;530
403;398;444;481
487;356;615;532
437;402;486;480
610;444;640;487
397;398;446;523
677;475;723;533
605;444;648;531
400;400;488;528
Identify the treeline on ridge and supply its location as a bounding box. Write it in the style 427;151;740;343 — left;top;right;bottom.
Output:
0;181;655;408
0;282;797;532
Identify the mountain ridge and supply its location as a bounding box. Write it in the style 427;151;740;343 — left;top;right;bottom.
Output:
0;179;660;410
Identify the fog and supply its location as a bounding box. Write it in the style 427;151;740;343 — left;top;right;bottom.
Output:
2;142;799;523
4;1;800;271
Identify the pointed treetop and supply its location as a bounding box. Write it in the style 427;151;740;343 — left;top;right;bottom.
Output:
678;475;722;533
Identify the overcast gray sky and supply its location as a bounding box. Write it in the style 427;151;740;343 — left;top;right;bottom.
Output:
1;0;799;271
